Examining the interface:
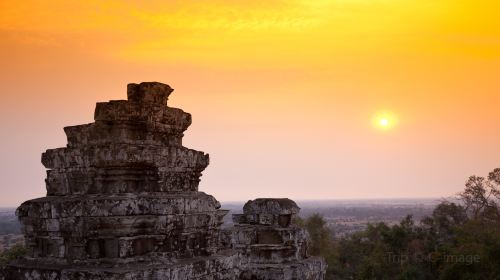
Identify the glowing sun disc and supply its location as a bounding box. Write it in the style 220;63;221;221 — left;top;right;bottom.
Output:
373;111;398;131
379;118;389;127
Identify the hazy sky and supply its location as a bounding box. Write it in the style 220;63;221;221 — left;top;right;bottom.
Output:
1;1;499;206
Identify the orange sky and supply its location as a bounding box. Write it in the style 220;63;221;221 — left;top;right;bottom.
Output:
1;1;499;206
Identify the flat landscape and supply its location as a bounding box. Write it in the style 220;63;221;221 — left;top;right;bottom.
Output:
223;198;440;236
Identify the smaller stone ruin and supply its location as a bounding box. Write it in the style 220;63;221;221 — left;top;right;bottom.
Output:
2;82;326;280
227;199;325;279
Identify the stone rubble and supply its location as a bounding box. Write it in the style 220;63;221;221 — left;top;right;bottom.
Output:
2;82;326;280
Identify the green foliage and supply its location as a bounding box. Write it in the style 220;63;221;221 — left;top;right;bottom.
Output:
304;214;332;256
301;168;500;280
0;244;27;268
297;214;338;279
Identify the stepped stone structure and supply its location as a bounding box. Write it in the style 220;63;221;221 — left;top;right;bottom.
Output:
2;82;326;280
226;199;325;279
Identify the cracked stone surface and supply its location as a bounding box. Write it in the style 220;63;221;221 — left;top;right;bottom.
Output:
1;82;325;280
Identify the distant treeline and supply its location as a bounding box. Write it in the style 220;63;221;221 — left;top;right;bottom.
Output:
222;200;438;230
300;206;435;221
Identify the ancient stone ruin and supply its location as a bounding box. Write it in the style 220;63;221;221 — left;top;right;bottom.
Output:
2;82;326;279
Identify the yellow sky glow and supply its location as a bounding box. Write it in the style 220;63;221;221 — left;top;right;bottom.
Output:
0;0;499;205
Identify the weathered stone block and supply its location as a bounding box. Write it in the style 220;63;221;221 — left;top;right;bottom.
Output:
243;198;300;216
232;214;246;224
127;82;173;104
258;213;274;225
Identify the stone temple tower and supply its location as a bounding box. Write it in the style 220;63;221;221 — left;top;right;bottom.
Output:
3;82;326;279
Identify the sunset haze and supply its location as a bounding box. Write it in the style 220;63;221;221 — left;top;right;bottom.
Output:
0;0;499;206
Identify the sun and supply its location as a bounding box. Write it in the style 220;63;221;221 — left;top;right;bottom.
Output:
379;118;390;127
373;111;398;131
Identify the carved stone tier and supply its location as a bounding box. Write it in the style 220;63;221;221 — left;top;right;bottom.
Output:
6;251;239;280
43;145;208;195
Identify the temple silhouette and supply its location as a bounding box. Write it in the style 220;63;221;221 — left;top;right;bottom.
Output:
3;82;326;280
